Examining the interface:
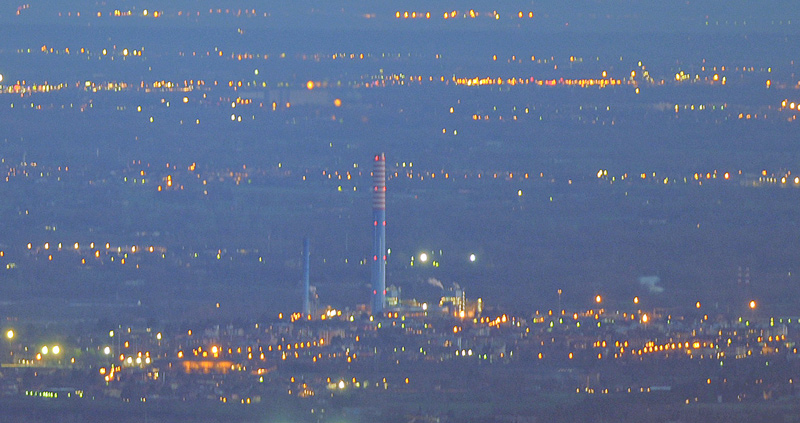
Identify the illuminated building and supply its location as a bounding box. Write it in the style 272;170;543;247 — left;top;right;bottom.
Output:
439;285;465;313
386;285;401;307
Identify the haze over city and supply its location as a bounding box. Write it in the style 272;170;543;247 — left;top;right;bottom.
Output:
1;1;800;422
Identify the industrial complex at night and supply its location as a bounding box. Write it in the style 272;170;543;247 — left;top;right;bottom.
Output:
4;1;800;422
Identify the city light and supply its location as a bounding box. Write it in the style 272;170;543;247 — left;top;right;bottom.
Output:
2;6;799;419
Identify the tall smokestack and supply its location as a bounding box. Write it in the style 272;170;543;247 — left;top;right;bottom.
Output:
302;237;311;316
371;153;387;314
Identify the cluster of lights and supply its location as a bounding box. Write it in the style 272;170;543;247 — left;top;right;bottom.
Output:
119;351;152;366
95;9;161;18
399;9;534;20
99;365;119;382
21;241;162;266
1;81;69;95
25;390;82;399
593;168;800;187
34;44;145;59
780;99;800;110
481;314;508;327
441;9;500;20
453;76;623;88
176;337;328;362
49;7;541;21
394;11;432;19
33;344;62;361
674;70;726;84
